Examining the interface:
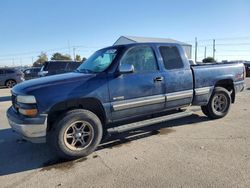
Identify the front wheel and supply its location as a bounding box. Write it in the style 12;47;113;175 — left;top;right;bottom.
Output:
50;109;103;159
201;87;231;119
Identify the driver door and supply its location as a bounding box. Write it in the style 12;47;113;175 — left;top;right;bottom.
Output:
108;45;166;121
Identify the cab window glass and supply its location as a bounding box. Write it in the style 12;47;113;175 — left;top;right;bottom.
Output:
159;46;184;69
120;46;158;73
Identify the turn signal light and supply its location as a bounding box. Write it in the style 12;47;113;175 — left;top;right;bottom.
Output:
19;108;38;117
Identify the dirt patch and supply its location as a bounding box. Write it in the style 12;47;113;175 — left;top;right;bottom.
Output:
158;128;176;135
92;154;98;158
40;157;87;171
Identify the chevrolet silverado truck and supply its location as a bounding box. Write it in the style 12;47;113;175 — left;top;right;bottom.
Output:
7;43;245;159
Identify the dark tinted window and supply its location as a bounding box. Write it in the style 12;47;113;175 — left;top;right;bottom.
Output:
120;46;158;73
67;62;81;70
159;46;184;70
0;69;4;74
43;62;49;71
33;68;41;73
5;69;15;74
48;62;67;71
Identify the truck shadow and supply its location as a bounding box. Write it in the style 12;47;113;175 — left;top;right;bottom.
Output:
0;113;210;176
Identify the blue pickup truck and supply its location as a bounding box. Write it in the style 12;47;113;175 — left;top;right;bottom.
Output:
7;43;245;159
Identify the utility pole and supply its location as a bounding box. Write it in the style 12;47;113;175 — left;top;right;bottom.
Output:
204;46;207;58
195;37;198;62
213;39;216;59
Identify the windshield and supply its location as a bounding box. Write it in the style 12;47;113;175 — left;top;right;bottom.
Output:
77;48;118;73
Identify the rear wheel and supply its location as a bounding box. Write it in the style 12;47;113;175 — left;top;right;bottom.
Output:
201;87;231;119
5;80;16;88
50;109;103;159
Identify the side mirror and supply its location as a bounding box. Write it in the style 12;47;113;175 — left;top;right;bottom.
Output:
119;64;134;74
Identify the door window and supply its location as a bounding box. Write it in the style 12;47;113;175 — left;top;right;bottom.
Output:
120;46;158;73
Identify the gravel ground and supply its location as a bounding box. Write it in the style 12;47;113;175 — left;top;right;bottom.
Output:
0;79;250;188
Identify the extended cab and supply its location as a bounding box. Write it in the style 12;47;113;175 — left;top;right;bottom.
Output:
7;43;245;159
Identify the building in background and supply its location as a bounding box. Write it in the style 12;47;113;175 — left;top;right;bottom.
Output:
114;36;192;59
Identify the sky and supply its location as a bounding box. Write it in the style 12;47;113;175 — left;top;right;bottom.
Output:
0;0;250;66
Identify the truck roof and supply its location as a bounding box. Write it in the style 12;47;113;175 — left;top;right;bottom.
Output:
110;42;183;49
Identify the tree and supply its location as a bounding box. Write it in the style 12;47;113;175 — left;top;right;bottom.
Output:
202;57;216;63
82;57;87;62
51;53;72;60
75;54;82;62
33;52;48;67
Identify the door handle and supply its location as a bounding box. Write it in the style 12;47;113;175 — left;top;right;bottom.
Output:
154;76;164;82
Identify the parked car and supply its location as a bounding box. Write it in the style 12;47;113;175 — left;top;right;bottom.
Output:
7;43;245;159
38;61;82;77
0;68;24;88
244;61;250;77
23;67;41;80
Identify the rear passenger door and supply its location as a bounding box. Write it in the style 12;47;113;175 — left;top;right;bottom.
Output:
158;45;194;109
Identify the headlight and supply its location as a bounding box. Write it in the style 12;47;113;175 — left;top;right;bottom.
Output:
17;95;36;104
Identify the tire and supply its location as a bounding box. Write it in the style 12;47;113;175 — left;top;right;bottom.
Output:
5;80;16;88
49;109;103;159
201;87;231;119
201;105;209;116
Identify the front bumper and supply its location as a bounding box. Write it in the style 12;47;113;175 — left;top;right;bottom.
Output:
7;107;47;143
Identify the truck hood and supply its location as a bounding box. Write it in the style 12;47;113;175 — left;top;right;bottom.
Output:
12;72;95;94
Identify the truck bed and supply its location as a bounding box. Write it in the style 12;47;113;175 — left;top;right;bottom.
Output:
191;63;245;89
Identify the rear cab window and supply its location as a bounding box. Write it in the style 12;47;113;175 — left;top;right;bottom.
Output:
159;46;184;70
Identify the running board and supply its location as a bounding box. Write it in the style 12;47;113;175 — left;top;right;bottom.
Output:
107;110;193;134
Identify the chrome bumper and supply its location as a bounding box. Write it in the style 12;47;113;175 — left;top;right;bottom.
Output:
7;107;47;143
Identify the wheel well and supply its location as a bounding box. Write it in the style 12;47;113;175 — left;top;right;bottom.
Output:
47;98;106;131
215;79;235;103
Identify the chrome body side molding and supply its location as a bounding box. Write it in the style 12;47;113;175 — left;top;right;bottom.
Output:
112;94;166;111
112;89;195;112
166;90;193;101
195;87;213;96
